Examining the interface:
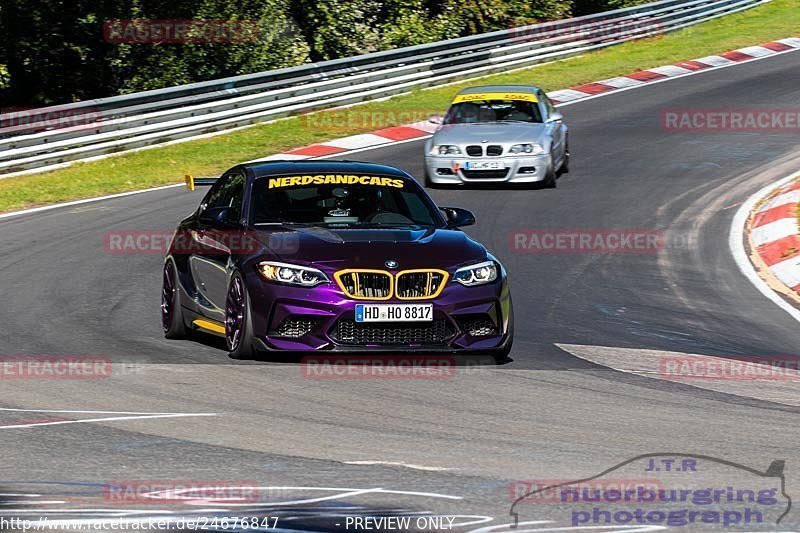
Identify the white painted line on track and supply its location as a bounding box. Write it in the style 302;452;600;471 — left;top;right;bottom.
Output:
0;407;214;415
0;407;218;429
0;413;217;429
0;500;66;505
729;171;800;325
144;486;463;507
344;460;452;471
0;184;183;221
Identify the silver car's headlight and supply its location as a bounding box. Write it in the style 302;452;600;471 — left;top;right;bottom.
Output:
453;261;498;286
509;143;545;155
431;145;462;156
258;261;329;287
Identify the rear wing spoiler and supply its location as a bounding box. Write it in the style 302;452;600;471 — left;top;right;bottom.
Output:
184;174;219;191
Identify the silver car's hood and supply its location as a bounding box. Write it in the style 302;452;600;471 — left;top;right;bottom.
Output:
432;122;548;144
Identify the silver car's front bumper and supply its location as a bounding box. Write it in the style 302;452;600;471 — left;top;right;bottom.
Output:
425;155;552;184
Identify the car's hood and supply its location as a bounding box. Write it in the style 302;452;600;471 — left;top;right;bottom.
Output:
433;122;548;145
255;226;487;269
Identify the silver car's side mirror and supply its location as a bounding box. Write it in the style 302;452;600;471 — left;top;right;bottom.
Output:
428;115;444;125
546;112;563;123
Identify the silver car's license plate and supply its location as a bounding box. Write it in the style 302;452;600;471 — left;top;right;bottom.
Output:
465;161;504;170
355;303;433;322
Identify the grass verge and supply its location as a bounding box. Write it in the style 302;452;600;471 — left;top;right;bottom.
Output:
1;0;799;213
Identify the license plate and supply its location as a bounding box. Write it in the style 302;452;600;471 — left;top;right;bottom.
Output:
465;160;504;170
355;303;433;322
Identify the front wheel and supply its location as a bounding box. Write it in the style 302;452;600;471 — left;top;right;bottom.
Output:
423;167;439;189
162;260;187;339
225;273;257;360
558;139;570;176
491;303;514;364
543;159;557;189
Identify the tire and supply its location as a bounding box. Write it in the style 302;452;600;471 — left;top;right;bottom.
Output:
162;260;188;339
491;302;514;364
423;168;438;189
558;139;570;176
225;273;258;360
543;159;557;189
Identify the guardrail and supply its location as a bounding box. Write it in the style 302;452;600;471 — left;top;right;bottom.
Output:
0;0;769;177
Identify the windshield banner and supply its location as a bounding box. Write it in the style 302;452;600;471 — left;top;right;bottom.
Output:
452;92;539;103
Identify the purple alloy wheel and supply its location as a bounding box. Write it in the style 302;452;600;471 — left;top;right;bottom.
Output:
161;262;176;332
225;276;245;351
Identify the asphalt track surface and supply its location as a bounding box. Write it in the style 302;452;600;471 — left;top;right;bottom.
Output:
2;50;800;531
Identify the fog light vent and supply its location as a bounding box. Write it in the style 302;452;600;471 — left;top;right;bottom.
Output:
456;315;498;337
271;317;318;338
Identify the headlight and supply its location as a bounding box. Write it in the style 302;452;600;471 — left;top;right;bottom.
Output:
453;261;498;286
258;261;329;287
509;143;545;155
431;145;462;156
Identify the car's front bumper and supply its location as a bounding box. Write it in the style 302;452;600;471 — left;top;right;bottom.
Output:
425;154;551;184
244;270;512;353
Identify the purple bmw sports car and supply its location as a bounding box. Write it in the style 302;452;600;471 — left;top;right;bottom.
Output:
161;160;513;361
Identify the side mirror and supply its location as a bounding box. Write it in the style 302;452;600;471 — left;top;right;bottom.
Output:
199;206;238;228
428;115;444;125
440;206;475;228
546;112;563;123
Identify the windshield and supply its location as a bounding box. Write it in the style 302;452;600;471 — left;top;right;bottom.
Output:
444;98;543;124
250;174;444;227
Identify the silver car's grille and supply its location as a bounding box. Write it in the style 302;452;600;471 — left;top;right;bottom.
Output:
465;145;483;157
486;145;503;156
461;168;510;180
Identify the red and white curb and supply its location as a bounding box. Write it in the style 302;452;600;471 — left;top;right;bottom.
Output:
749;180;800;296
259;37;800;161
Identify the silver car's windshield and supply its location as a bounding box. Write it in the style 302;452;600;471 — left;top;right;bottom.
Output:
443;99;543;124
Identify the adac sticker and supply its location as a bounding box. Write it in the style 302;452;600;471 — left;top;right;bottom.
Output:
452;92;538;104
267;175;405;189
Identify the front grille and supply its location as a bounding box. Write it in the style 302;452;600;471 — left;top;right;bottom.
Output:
333;319;449;345
465;145;483;157
396;270;448;299
336;271;392;300
455;315;498;337
461;168;510;180
486;145;503;156
270;317;318;338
